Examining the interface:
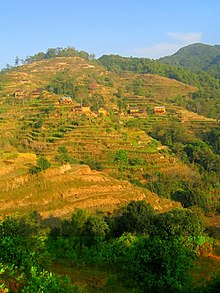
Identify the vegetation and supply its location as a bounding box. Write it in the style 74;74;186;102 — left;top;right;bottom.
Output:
0;202;218;292
21;47;95;65
160;43;220;79
98;54;220;119
0;45;220;290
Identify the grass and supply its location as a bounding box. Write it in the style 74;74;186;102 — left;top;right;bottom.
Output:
49;245;220;292
191;255;220;287
50;260;130;292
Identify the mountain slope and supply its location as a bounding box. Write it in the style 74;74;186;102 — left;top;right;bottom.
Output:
160;43;220;77
0;153;180;218
0;56;197;160
0;53;219;219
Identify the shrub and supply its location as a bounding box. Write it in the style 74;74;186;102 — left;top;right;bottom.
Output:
172;188;208;210
123;236;194;292
151;208;205;238
37;156;51;171
114;149;128;164
113;200;155;236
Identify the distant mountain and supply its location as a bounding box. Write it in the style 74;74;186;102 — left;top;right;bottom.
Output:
159;43;220;78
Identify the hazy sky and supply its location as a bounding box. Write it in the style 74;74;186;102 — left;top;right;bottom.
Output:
1;0;220;68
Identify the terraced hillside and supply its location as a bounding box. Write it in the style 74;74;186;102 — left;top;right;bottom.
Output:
0;153;180;218
0;56;218;218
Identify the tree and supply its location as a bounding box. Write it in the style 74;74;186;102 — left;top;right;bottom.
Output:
172;188;208;210
151;208;205;238
84;214;109;246
123;236;194;292
114;149;128;164
37;156;51;171
14;56;20;67
47;70;75;96
29;156;51;174
55;145;69;164
0;214;47;270
114;200;155;236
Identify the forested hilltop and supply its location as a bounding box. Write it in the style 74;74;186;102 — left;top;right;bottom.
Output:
160;43;220;78
0;46;220;291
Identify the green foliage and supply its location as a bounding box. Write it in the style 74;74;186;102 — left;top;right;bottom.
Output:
150;120;190;147
0;214;48;270
37;156;51;170
20;266;81;293
201;274;220;292
151;208;205;238
0;214;82;292
0;205;213;292
55;145;78;164
204;127;220;154
184;141;220;172
113;200;155;235
47;70;75;96
98;54;220;119
84;215;110;247
123;236;194;292
128;157;145;166
24;46;92;64
172;188;208;210
29;156;51;174
114;149;128;164
90;93;106;111
84;158;103;171
160;43;220;77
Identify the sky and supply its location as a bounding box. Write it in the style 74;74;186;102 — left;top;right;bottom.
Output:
0;0;220;69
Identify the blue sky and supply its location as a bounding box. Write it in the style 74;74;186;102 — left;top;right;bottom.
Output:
0;0;220;68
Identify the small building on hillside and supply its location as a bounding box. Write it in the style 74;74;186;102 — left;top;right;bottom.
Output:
30;88;43;99
59;96;73;104
127;106;140;115
72;105;91;114
153;106;166;114
14;90;25;99
72;105;83;114
98;108;108;116
81;105;91;114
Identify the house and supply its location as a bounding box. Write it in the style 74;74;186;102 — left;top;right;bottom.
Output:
30;88;43;99
153;106;166;114
59;96;73;104
98;108;108;116
81;105;91;114
127;106;140;115
72;105;83;114
72;105;91;115
14;90;25;99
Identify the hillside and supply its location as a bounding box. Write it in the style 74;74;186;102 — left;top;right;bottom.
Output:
0;53;219;221
98;53;220;119
0;55;196;155
160;43;220;79
0;152;181;218
0;55;205;217
0;49;220;292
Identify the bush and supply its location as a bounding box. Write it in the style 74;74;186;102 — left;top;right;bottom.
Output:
114;150;128;164
172;188;208;210
151;208;205;238
123;236;194;292
113;200;155;236
29;156;51;174
128;157;145;166
37;156;51;171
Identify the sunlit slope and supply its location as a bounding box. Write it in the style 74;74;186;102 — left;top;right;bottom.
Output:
0;153;180;218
